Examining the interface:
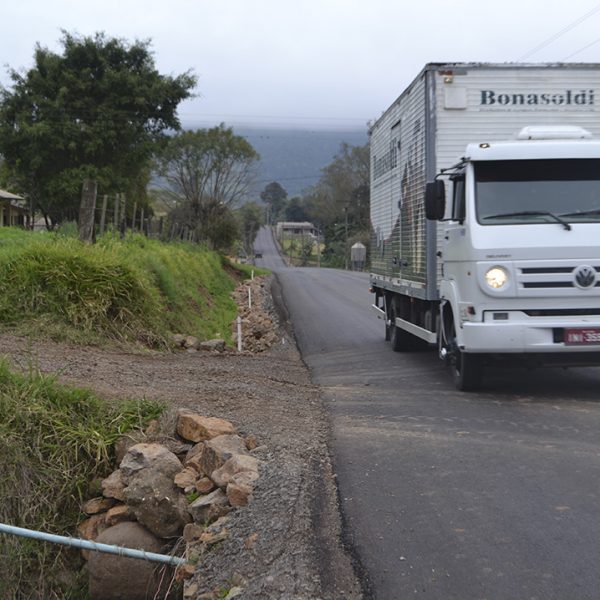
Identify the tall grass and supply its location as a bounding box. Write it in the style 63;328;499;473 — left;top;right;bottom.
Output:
0;229;263;346
0;361;164;599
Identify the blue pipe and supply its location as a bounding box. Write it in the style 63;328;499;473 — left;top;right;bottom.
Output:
0;523;187;567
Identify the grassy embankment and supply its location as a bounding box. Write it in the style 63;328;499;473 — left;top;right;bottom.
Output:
0;227;266;598
0;227;264;345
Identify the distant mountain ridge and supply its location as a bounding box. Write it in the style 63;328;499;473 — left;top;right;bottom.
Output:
182;125;368;199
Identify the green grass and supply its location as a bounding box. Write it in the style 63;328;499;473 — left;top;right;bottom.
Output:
0;361;164;599
0;228;266;347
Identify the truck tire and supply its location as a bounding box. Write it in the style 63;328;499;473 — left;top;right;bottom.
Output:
452;349;483;391
389;307;414;352
445;316;483;391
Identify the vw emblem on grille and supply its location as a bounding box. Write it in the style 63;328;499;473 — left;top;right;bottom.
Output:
574;265;597;289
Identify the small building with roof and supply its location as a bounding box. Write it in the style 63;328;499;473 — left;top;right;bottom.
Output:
276;221;318;239
0;189;29;227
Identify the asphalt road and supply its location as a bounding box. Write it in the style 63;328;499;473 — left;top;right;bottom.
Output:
253;227;600;600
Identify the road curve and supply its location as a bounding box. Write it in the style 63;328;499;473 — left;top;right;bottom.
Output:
255;227;600;600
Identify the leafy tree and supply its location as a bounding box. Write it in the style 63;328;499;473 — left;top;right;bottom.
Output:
284;196;311;222
260;181;287;223
304;142;370;266
154;125;259;249
0;31;196;229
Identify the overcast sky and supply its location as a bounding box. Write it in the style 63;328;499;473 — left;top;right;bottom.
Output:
2;0;600;130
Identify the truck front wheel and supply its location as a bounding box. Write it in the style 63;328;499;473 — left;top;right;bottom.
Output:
452;348;483;392
443;312;483;391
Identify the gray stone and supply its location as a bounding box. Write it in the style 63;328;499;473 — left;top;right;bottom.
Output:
188;489;231;523
124;470;191;538
184;335;200;349
199;435;248;476
88;522;175;600
199;339;226;352
210;454;260;488
114;430;146;466
172;333;186;347
120;443;182;480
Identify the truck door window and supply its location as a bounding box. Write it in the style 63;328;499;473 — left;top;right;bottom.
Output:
476;159;600;225
452;177;465;222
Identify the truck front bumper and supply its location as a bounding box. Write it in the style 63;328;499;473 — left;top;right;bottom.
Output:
461;311;600;355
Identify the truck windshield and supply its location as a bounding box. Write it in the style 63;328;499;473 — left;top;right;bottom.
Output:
475;159;600;225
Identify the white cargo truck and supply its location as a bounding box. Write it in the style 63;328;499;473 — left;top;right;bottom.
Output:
370;63;600;390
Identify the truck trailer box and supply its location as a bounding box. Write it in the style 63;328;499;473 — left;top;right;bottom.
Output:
369;63;600;390
370;62;600;300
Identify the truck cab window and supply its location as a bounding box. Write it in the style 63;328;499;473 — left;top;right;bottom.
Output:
451;177;465;222
476;159;600;225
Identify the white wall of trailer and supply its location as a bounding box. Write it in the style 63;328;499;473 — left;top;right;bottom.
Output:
434;65;600;173
432;65;600;287
370;71;428;287
370;64;600;293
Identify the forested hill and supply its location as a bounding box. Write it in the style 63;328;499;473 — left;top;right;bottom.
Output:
184;125;368;198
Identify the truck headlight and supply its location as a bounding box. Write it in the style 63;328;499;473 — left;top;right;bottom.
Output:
485;266;509;289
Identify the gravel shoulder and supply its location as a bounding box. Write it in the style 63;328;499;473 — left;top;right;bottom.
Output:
0;275;364;600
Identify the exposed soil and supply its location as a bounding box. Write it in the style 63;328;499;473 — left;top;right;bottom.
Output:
0;276;364;600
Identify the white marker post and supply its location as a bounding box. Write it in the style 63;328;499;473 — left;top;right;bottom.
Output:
237;316;242;352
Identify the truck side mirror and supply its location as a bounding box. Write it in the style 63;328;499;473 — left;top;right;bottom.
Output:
425;181;446;220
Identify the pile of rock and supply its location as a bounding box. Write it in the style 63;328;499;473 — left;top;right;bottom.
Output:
231;277;279;353
78;409;262;600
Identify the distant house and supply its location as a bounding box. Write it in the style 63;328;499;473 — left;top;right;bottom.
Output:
276;221;318;239
0;189;29;227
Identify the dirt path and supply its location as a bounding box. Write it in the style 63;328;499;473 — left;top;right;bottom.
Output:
0;277;364;599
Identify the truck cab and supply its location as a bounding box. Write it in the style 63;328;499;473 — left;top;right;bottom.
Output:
428;126;600;389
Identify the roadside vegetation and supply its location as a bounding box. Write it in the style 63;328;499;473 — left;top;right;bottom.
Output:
0;362;164;598
0;227;262;346
0;29;276;600
260;142;370;268
280;236;324;267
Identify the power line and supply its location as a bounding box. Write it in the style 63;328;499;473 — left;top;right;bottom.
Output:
178;111;369;124
518;3;600;60
562;34;600;59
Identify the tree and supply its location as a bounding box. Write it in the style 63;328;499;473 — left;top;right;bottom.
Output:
237;202;264;256
304;143;370;267
0;31;196;230
154;125;259;249
260;181;287;223
284;196;311;222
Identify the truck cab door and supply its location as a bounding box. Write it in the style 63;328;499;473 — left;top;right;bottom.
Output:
443;174;469;263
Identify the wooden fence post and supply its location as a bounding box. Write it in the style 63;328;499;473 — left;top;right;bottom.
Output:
120;194;127;238
99;194;108;235
132;202;138;232
78;179;97;244
113;193;120;229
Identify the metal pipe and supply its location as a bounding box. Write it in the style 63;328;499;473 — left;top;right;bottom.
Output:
0;523;186;567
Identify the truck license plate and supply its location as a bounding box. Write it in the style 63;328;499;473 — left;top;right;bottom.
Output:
564;328;600;345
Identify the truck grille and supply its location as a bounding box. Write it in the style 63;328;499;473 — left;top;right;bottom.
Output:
516;262;600;296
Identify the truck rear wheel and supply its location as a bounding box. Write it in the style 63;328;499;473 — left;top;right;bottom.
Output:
389;307;414;352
